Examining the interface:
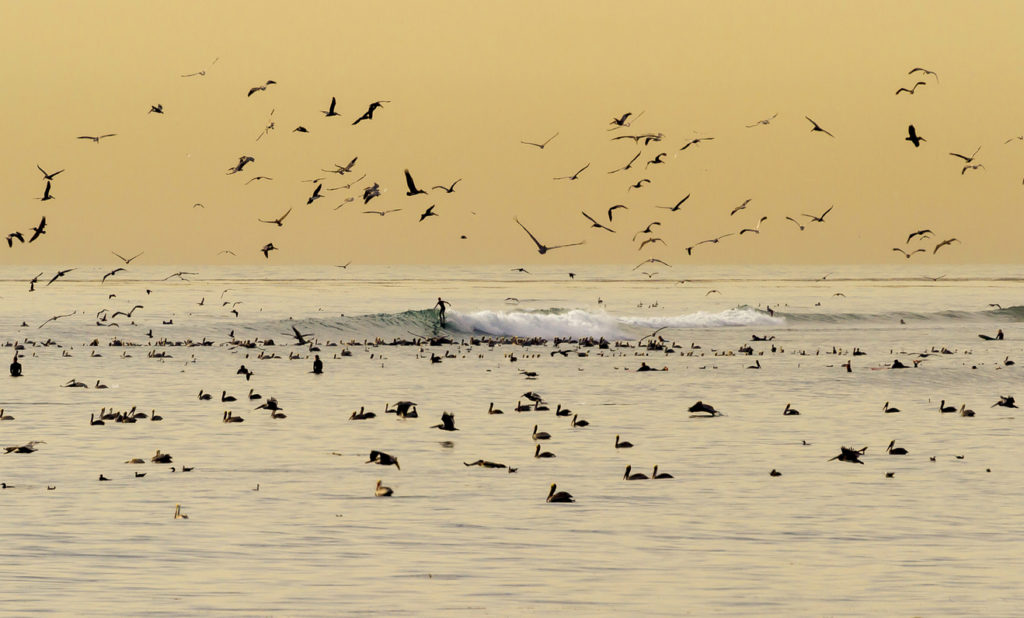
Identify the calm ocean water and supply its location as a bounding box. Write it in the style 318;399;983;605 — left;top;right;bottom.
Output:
1;264;1021;615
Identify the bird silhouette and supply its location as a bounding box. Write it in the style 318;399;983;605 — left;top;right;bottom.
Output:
322;96;339;117
893;247;925;259
352;100;389;124
906;124;925;147
554;163;590;181
679;137;714;150
307;184;323;204
581;211;614;232
746;113;777;128
29;217;47;242
77;134;117;143
38;180;54;201
419;205;438;221
730;199;751;216
261;243;277;258
36;165;64;180
656;195;690;212
259;208;292;226
933;238;960;254
909;67;939;82
608;152;640;174
432;179;461;193
607;204;628;221
521;132;559;149
895;81;927;95
247;80;277;97
514;218;585;255
805;116;834;137
112;251;144;264
404;169;427;196
803;206;833;223
906;229;933;243
227;156;255;174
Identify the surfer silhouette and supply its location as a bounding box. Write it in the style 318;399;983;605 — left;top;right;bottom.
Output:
312;354;323;374
435;297;451;327
10;353;21;377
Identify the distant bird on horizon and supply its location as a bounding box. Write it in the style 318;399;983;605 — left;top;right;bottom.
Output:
514;218;585;255
247;80;277;97
906;124;925;147
102;268;125;282
521;132;559;149
633;257;670;270
112;251;144;264
47;268;74;286
805;116;835;138
404;169;427;196
352;100;390;125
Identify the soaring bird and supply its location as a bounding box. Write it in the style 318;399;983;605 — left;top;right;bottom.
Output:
632;221;661;241
628;178;651;191
961;164;985;174
38;180;54;201
608;151;640;174
739;216;768;235
893;247;925;259
933;238;960;254
112;251;144;264
102;268;125;282
633;258;670;270
554;163;590;181
581;211;614;232
514;218;584;255
906;229;933;243
363;208;401;216
746;113;777;128
679;137;714;150
307;184;323;205
362;183;382;204
906;124;925;147
324;157;358;175
730;199;751;216
352;100;389;125
261;243;277;258
247;80;276;96
638;237;665;250
47;268;75;286
609;112;635;127
29;217;47;242
785;216;805;231
895;81;927;95
805;116;835;137
645;152;667;167
258;208;292;226
607;204;628;221
77;134;117;142
521;132;559;149
404;169;427;196
432;179;461;193
36;165;64;180
909;67;939;82
803;205;834;223
148;103;164;114
322;96;339;117
419;204;438;221
227;155;255;174
656;194;690;212
6;232;24;247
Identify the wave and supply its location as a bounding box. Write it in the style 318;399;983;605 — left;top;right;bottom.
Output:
779;305;1024;324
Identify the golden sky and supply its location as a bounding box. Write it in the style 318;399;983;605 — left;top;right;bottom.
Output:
2;1;1023;265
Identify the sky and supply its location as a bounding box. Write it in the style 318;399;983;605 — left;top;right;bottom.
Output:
2;1;1023;266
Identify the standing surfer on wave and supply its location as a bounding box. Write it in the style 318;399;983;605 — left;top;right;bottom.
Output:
435;297;451;327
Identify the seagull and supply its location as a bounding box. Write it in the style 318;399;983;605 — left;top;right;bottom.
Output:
730;198;751;216
739;216;768;235
906;124;925;147
307;183;323;204
645;152;668;167
554;163;590;181
784;217;805;231
404;169;427;196
687;234;734;254
162;271;198;281
895;81;927;95
419;204;438;221
521;132;559;149
909;67;939;82
613;132;664;145
632;221;661;241
933;238;960;254
29;217;47;242
607;204;628;221
180;57;218;77
608;152;641;174
226;156;255;175
148;103;164;114
581;211;614;232
352;100;390;125
47;268;75;286
656;194;690;212
609;112;636;127
6;232;24;247
679;137;714;150
247;80;277;97
893;247;925;259
432;179;461;193
38;180;54;201
746;113;777;128
803;205;834;223
322;96;340;117
628;178;651;191
102;268;125;282
261;243;277;258
28;272;42;291
36;165;64;180
323;157;358;175
112;251;144;264
293;126;308;133
906;229;933;243
258;208;292;226
514;218;585;255
633;258;670;270
38;311;76;328
638;237;665;250
961;164;985;175
77;134;117;143
111;304;143;318
363;208;401;216
806;117;835;137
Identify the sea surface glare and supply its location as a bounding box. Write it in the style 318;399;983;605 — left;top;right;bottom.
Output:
1;265;1021;615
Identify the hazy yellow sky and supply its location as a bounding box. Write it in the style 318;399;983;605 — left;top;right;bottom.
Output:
2;1;1023;265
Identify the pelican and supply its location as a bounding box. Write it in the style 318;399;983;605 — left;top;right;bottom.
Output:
883;401;900;413
247;80;276;97
688;401;720;416
90;413;104;426
805;116;835;137
614;435;634;449
39;180;54;201
933;238;959;254
487;402;503;415
534;444;556;458
906;124;925;147
886;440;908;455
553;162;590;181
623;465;648;480
432;412;458;431
151;450;172;463
352;100;389;125
174;504;188;519
651;465;673;479
939;400;957;413
895;81;927;95
322;96;339;117
521;132;558;149
258;208;291;227
893;247;925;259
221;391;236;402
514;218;584;254
532;425;551;440
959;404;976;417
223;411;244;423
367;450;400;469
570;414;589;428
546;483;574;503
783;403;800;416
374;480;393;496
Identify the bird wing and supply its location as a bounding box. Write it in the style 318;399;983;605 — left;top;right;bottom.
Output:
581;211;598;226
404;169;420;193
515;218;544;250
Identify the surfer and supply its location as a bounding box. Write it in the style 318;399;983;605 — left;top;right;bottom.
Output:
9;353;22;377
434;297;451;327
979;329;1004;341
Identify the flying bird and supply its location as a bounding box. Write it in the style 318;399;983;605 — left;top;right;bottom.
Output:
111;304;143;318
352;100;390;125
419;205;438;221
633;258;670;270
363;208;401;216
961;164;985;174
607;204;628;221
632;221;661;241
47;268;75;286
739;216;769;235
38;180;54;201
906;124;925;147
324;157;358;175
293;126;308;133
102;268;125;282
307;184;323;205
514;218;585;255
322;96;339;117
909;67;939;82
77;134;117;143
730;199;751;216
949;147;980;162
895;81;927;95
608;152;640;174
227;156;255;174
645;152;668;167
893;247;925;259
906;229;933;243
247;80;276;96
554;163;590;181
628;178;651;191
148;103;164;114
933;238;960;254
521;132;559;149
29;217;47;242
112;251;144;264
638;237;665;250
6;232;24;247
432;179;462;193
36;165;64;180
746;113;777;128
609;112;637;127
805;117;835;137
261;243;277;258
656;194;690;212
679;137;714;150
259;208;292;226
581;211;614;232
38;311;76;328
245;176;273;185
803;205;834;223
404;169;427;196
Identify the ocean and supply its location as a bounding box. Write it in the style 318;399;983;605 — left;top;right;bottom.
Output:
0;264;1021;615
